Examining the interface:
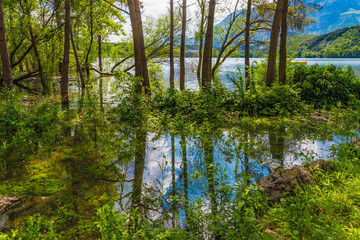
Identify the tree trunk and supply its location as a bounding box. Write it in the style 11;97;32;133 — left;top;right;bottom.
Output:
244;0;252;90
61;0;71;105
201;0;216;90
0;0;13;90
98;35;102;72
71;26;85;88
169;0;175;89
180;0;187;90
196;0;206;88
85;0;94;76
279;0;289;85
54;0;62;75
28;24;48;95
265;0;283;87
128;0;151;95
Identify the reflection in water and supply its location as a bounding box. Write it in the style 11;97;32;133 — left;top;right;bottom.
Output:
112;117;354;231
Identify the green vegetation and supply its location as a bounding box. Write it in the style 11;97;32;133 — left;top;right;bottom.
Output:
1;0;360;239
0;62;360;239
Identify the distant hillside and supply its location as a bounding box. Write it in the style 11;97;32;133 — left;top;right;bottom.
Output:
305;0;360;35
294;25;360;58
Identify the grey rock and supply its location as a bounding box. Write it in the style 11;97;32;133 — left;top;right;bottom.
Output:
259;165;314;201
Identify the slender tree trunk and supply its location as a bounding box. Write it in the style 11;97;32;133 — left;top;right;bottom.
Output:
71;26;85;88
196;0;206;88
61;0;71;105
265;0;283;87
85;0;94;76
180;0;187;90
201;0;216;90
0;0;13;90
28;24;48;95
169;0;175;89
99;78;104;112
98;35;102;72
54;0;62;74
244;0;252;90
128;0;151;95
279;0;289;85
127;0;142;94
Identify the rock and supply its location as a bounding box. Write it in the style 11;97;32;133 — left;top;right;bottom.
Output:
264;228;285;239
0;196;24;214
308;159;332;172
351;138;360;149
259;165;314;201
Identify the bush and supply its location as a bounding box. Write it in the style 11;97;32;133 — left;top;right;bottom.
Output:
290;64;360;108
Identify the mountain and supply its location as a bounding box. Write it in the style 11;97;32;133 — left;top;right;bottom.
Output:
212;0;360;36
305;0;360;35
293;25;360;58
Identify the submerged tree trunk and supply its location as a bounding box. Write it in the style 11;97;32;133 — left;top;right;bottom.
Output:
61;0;71;106
171;135;176;228
244;0;252;90
181;135;188;227
180;0;187;90
0;0;13;90
169;0;175;89
131;129;146;230
201;0;216;90
71;26;85;88
203;136;220;240
279;0;289;85
269;127;286;169
266;0;283;87
128;0;151;95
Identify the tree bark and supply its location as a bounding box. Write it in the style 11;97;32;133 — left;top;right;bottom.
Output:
201;0;216;90
61;0;71;105
244;0;252;90
54;0;62;74
128;0;151;95
98;35;102;72
28;22;48;95
71;26;85;88
85;0;94;76
180;0;187;90
196;0;206;88
169;0;175;89
0;0;13;90
265;0;283;87
279;0;289;85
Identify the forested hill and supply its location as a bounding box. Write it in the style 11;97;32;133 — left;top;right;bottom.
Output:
294;25;360;58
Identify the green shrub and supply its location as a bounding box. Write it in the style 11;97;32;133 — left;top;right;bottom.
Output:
290;64;360;108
